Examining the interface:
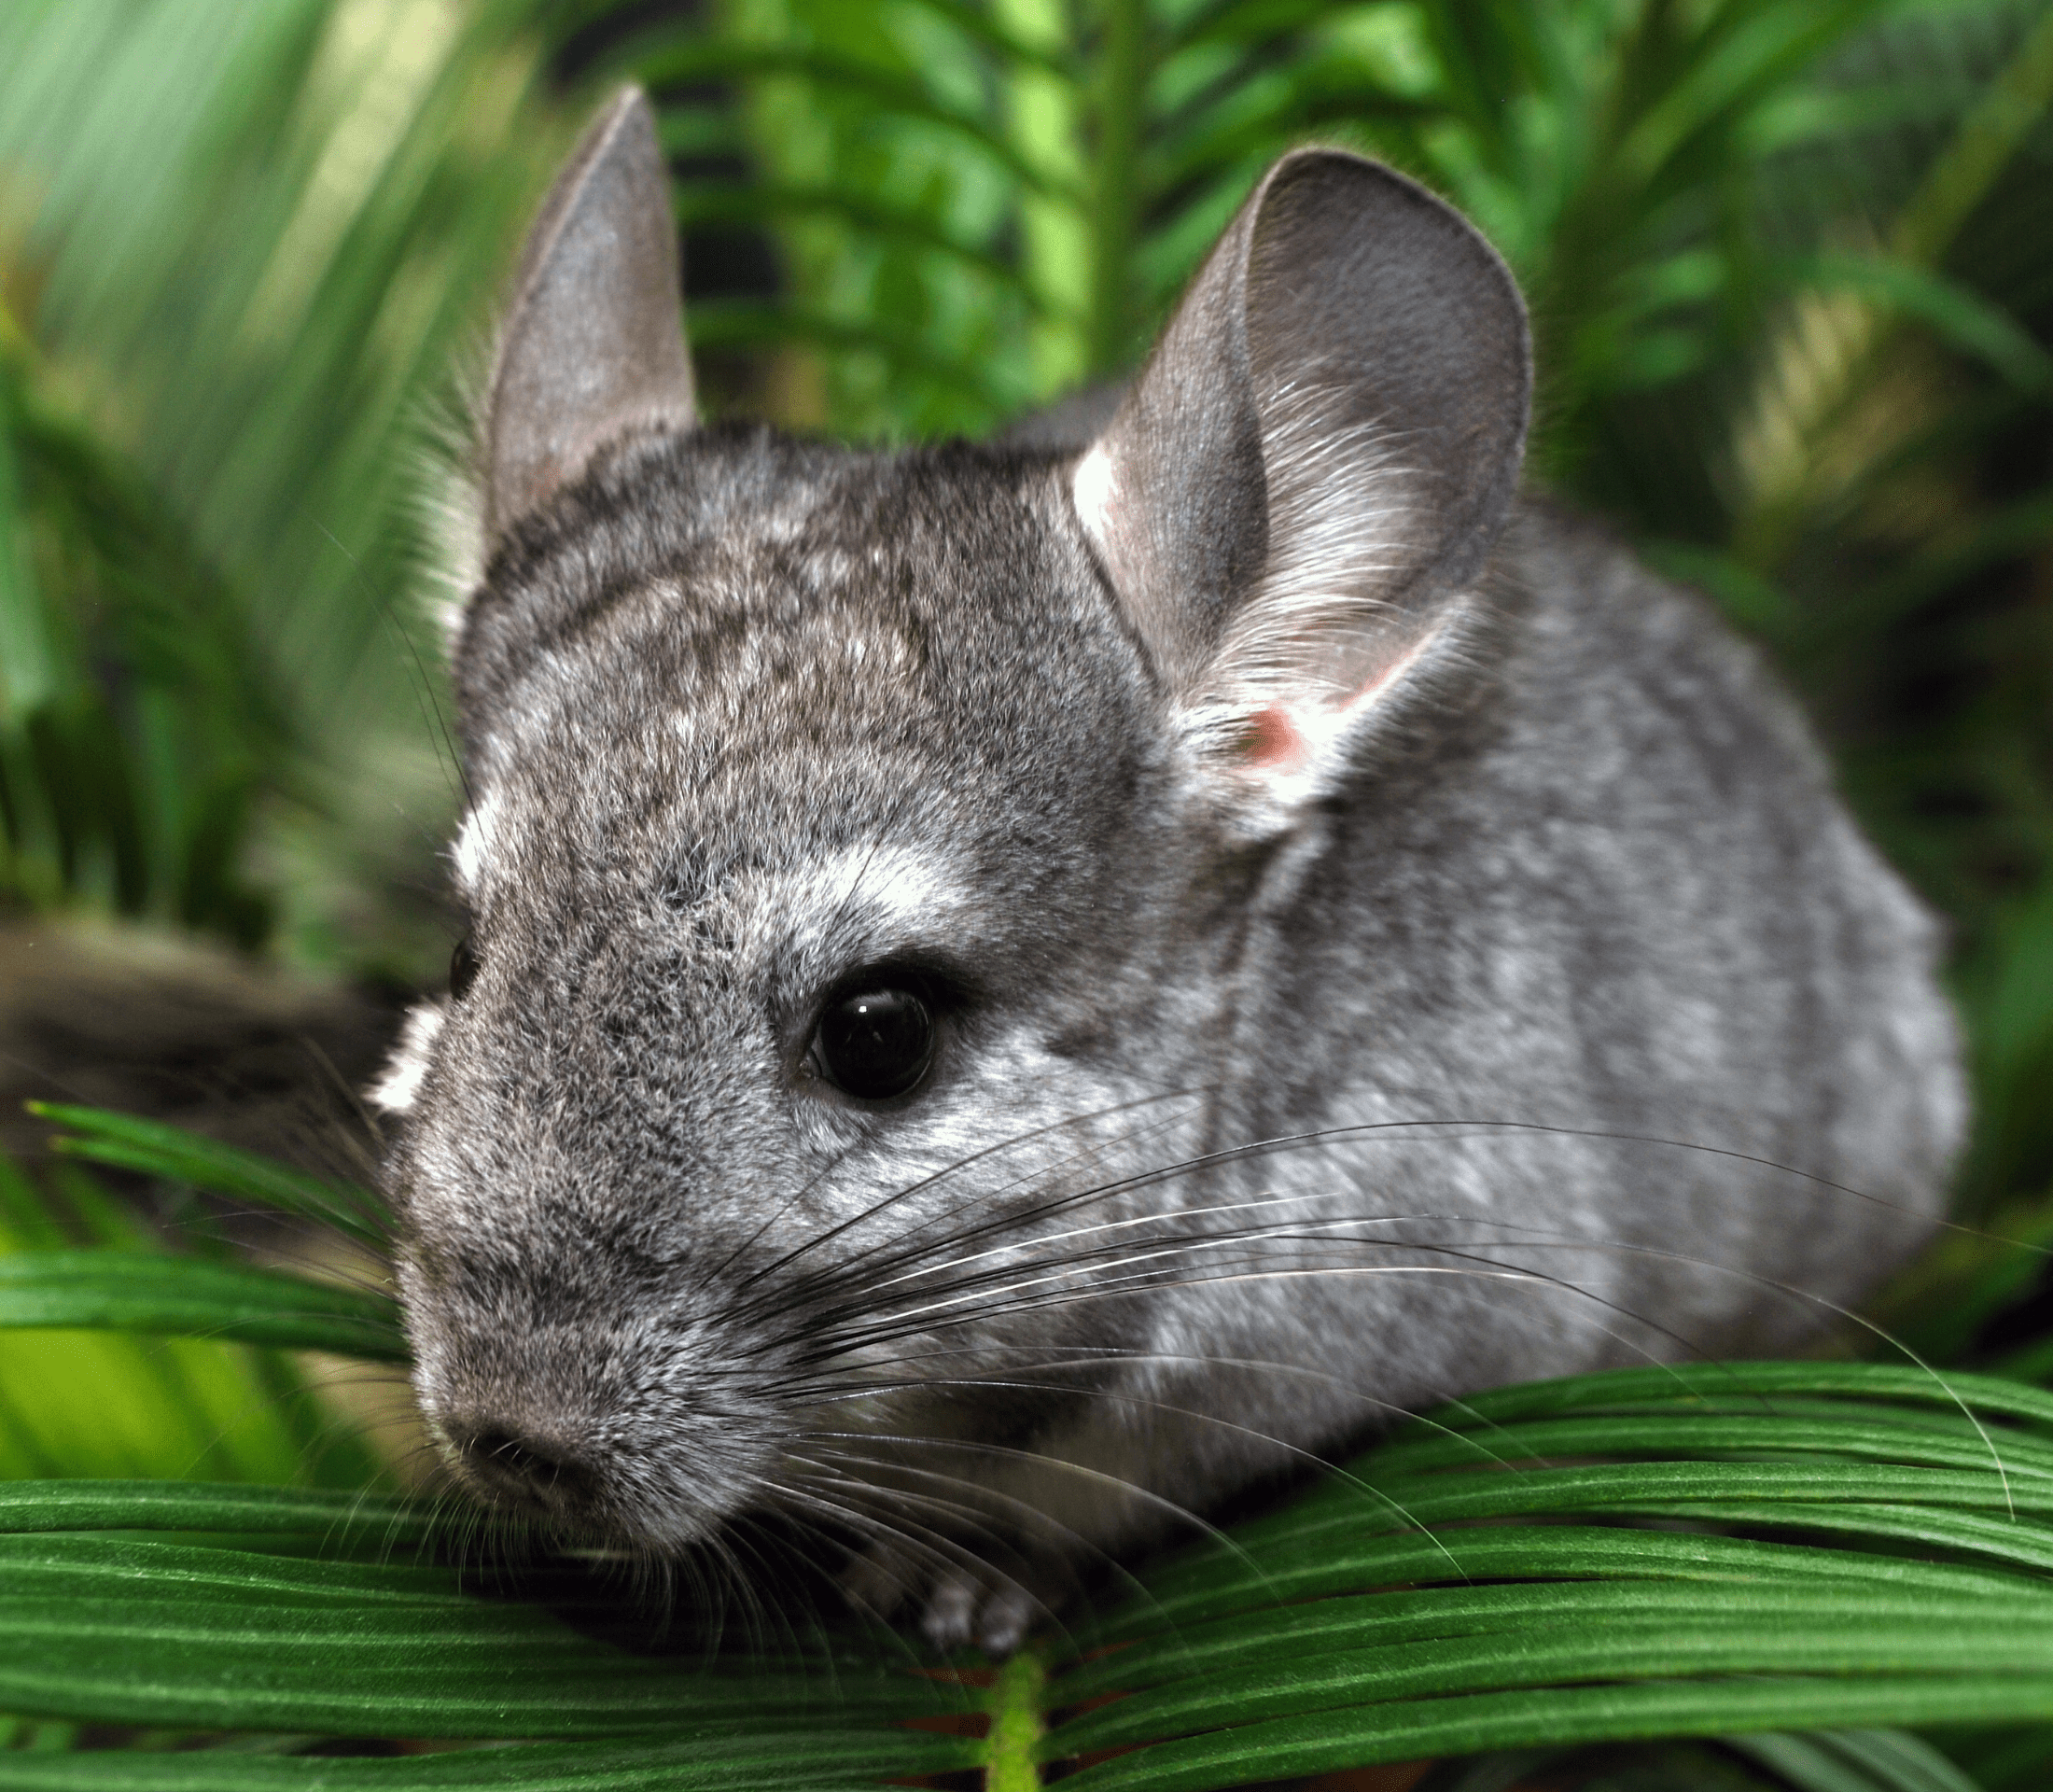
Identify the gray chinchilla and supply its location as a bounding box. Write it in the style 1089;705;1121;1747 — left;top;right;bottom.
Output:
374;87;1965;1652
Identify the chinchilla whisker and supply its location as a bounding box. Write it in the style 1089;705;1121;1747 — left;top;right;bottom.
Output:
777;1361;1539;1534
763;1141;1535;1322
767;1209;1454;1350
789;1460;1052;1580
715;1516;829;1661
805;1114;1963;1320
759;1098;1208;1321
726;1514;932;1678
774;1343;1528;1471
822;1243;2022;1495
773;1473;1015;1606
864;1211;1970;1425
800;1208;1837;1350
691;1521;796;1655
794;1427;1273;1593
803;1259;1696;1383
793;1452;1186;1646
733;1086;1211;1309
803;1380;1464;1577
737;1086;1207;1297
816;1195;1663;1332
858;1186;1354;1298
755;1117;1393;1320
803;1439;1283;1651
808;1238;1556;1342
786;1450;1177;1653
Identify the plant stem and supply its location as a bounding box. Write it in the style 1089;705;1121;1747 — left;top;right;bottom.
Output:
983;1648;1048;1792
1086;0;1149;377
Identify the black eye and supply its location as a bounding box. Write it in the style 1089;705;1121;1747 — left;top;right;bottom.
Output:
450;933;480;1000
814;987;936;1100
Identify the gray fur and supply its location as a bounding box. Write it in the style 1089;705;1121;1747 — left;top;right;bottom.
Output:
381;90;1963;1652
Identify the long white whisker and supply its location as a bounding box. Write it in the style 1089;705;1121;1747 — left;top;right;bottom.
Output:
808;1375;1469;1581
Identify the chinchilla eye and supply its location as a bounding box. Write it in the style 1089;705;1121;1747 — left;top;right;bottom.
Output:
450;934;480;1000
814;987;935;1100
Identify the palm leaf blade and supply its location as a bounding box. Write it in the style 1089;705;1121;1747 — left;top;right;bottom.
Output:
27;1102;389;1247
0;1538;956;1736
1054;1678;2053;1792
0;1251;406;1362
0;1731;973;1790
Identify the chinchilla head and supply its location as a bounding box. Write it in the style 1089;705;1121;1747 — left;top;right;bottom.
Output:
374;88;1529;1554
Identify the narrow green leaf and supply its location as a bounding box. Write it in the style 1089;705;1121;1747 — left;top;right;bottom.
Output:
1777;253;2053;391
639;43;1076;201
0;1480;430;1541
26;1104;388;1249
673;180;1026;289
1348;1410;2053;1486
686;301;1022;410
1282;1461;2053;1542
0;1730;975;1790
0;1250;407;1362
1405;1363;2053;1431
1050;1617;2053;1756
1171;0;1349;52
0;346;56;720
897;0;1074;77
1146;67;1436;198
1051;1676;2053;1792
1087;1524;2031;1640
1055;1580;2053;1701
0;1536;958;1736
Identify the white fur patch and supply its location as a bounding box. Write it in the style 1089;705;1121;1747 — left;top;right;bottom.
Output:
369;1001;446;1114
451;794;503;893
807;843;961;931
777;842;971;970
1072;443;1116;546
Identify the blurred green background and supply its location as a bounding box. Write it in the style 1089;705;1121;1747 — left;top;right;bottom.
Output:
1;0;2051;1460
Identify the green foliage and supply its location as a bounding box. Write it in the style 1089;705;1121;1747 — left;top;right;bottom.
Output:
0;1111;2050;1788
0;322;286;941
0;0;566;977
6;1129;2053;1792
0;1142;380;1489
28;1102;391;1250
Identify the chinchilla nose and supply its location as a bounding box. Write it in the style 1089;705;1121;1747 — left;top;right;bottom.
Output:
456;1425;599;1518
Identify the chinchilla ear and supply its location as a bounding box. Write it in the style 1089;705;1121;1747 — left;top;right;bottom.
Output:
484;87;695;539
1073;148;1530;831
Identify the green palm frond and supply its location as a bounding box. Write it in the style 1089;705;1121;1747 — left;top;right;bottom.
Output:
0;0;569;973
0;1226;2051;1792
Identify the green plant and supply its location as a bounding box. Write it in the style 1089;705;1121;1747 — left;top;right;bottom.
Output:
0;0;566;977
0;1109;2046;1788
0;314;289;943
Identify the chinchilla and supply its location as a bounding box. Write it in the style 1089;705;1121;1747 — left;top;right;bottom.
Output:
374;87;1965;1652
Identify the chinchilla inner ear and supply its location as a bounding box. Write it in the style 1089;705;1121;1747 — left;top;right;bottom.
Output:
483;86;696;540
1073;149;1530;821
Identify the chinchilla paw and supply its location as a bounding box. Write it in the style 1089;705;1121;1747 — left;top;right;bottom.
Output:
917;1568;1050;1658
836;1543;1050;1657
